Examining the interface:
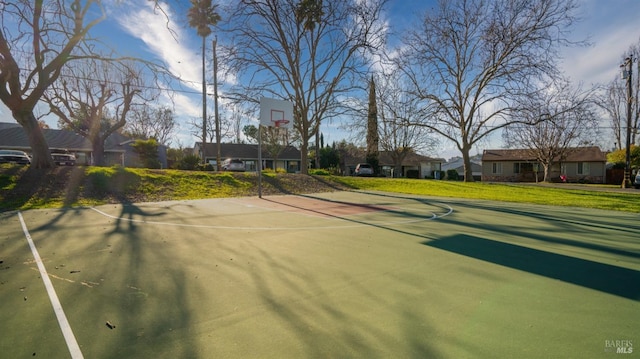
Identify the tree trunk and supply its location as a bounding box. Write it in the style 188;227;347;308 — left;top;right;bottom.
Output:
92;136;106;166
16;111;54;169
542;163;551;182
300;141;309;174
461;146;474;182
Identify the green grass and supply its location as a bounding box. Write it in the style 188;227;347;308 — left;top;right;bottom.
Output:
330;176;640;213
1;164;638;213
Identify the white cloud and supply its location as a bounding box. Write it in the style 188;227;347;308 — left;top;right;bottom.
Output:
113;2;201;87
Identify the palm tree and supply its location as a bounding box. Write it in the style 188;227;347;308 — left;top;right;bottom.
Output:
187;0;221;165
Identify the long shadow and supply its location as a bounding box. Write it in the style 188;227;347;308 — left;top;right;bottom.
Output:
436;200;640;260
353;191;640;260
425;234;640;301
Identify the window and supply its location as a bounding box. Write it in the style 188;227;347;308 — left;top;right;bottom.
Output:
513;163;520;174
492;162;502;174
578;162;590;175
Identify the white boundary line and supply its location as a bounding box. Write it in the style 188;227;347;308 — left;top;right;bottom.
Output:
90;199;453;230
18;212;84;359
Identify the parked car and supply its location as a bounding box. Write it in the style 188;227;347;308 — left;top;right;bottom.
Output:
52;153;76;166
222;158;245;172
634;171;640;189
354;163;374;176
0;149;31;165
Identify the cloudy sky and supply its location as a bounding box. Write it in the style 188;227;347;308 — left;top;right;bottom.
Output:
2;0;639;159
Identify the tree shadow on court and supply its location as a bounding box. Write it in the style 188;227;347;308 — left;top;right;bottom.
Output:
98;202;198;357
238;240;445;358
424;234;640;301
437;198;640;261
108;199;167;233
295;191;640;301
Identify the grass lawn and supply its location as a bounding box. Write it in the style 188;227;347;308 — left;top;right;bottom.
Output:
331;176;640;213
1;164;638;213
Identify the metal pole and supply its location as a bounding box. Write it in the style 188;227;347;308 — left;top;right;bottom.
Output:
213;37;221;171
623;55;633;188
258;125;263;198
201;37;207;165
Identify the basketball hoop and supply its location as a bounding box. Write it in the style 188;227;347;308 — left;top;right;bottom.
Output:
273;119;290;128
260;97;293;130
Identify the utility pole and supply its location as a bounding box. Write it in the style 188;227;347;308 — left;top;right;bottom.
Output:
213;36;221;171
201;37;207;165
621;55;633;188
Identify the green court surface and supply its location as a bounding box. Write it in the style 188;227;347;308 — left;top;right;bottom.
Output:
1;191;638;358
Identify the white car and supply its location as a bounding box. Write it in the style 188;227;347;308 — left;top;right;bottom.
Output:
222;158;245;172
634;172;640;189
0;149;31;165
354;163;374;176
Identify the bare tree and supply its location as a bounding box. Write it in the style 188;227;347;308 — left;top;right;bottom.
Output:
377;73;438;177
124;105;176;146
0;0;106;168
399;0;582;181
344;69;438;177
596;79;626;150
503;80;599;182
44;59;154;166
222;0;387;174
189;113;234;145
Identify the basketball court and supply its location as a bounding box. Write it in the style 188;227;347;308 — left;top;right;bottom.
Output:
1;191;638;358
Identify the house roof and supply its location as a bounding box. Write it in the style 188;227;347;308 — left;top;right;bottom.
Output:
482;146;606;162
343;150;444;166
0;122;132;153
196;142;301;160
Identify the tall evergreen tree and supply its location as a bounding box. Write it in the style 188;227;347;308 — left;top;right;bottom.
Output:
187;0;221;164
366;75;380;174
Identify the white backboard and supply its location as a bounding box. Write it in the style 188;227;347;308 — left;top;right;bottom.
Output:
259;97;294;129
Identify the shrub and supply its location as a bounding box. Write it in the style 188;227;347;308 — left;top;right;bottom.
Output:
406;169;419;178
447;169;460;180
177;155;201;170
309;169;331;176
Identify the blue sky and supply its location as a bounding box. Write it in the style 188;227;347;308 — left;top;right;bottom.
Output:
2;0;639;159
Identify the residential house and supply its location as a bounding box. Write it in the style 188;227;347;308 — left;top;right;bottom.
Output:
481;146;607;183
343;150;444;178
194;142;302;172
0;122;167;168
442;156;483;181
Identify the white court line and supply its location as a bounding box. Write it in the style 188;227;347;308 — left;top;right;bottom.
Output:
18;212;84;359
90;201;453;230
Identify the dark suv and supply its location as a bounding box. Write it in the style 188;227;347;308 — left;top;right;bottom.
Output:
52;153;76;166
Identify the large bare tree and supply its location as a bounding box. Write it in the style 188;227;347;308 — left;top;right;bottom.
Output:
377;72;438;177
222;0;387;174
0;0;106;168
597;79;626;150
399;0;581;181
502;80;599;182
44;59;152;166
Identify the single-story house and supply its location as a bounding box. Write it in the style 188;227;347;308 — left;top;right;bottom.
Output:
441;156;483;181
0;122;167;168
194;142;302;172
481;146;607;183
343;150;444;178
